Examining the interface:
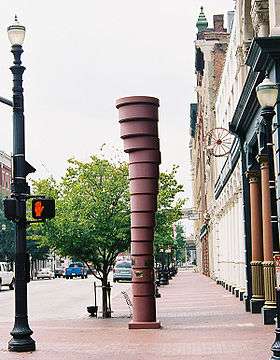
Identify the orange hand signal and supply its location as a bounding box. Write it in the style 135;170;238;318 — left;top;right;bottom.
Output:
34;201;44;217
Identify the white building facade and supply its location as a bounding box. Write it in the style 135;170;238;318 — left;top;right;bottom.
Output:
209;11;248;297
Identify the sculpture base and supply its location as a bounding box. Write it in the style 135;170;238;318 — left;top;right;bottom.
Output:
129;321;161;329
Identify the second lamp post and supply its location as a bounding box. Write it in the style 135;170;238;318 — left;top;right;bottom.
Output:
6;16;36;352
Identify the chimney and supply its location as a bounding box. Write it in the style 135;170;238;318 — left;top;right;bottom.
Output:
213;14;224;32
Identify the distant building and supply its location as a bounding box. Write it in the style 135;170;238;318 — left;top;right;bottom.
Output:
190;7;230;276
186;235;196;265
0;151;12;195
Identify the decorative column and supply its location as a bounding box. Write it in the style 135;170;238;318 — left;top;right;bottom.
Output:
246;170;265;313
235;194;242;298
269;0;280;35
238;192;246;301
226;208;229;289
116;96;161;329
230;201;233;292
232;197;238;295
258;155;277;324
251;0;270;37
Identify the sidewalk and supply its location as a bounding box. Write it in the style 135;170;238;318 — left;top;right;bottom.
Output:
0;270;275;359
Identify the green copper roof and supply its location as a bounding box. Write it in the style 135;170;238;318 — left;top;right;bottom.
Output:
196;6;208;32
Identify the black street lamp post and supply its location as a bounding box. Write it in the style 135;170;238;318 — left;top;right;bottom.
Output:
165;248;172;280
255;75;278;325
270;288;280;359
159;249;168;285
6;16;36;352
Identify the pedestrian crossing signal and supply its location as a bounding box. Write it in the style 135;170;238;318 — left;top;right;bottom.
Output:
32;198;55;220
3;198;17;221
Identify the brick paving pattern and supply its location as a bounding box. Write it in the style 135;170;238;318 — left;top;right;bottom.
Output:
0;270;275;359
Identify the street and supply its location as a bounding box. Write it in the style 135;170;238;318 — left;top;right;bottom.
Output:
0;275;131;322
0;270;275;359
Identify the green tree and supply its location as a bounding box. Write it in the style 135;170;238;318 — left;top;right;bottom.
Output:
33;159;185;317
174;223;186;264
33;156;130;318
154;166;185;259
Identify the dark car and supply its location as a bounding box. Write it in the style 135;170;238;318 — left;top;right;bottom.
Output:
64;262;88;279
54;267;65;278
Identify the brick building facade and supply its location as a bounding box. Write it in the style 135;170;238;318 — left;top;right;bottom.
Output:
190;7;230;275
0;151;12;195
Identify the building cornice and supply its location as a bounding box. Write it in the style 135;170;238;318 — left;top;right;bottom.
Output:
246;37;280;71
230;37;280;137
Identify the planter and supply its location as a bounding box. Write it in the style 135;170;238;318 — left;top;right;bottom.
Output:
87;305;98;317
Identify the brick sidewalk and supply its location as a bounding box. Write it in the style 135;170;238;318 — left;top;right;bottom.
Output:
0;270;275;359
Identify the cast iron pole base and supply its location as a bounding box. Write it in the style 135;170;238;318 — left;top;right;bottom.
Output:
243;295;251;312
271;328;280;359
8;336;35;352
8;318;35;352
270;288;280;359
263;306;277;325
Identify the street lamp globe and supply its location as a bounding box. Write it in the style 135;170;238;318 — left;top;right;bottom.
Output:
256;76;278;108
7;15;25;46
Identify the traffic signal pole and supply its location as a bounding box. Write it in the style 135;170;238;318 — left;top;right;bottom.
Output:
8;44;35;352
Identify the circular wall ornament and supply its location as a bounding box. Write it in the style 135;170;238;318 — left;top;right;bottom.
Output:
205;127;234;157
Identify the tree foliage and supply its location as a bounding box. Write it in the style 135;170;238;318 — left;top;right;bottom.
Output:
33;156;130;317
33;157;185;317
154;165;185;253
174;223;186;264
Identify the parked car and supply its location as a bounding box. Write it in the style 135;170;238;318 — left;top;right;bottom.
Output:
54;267;65;278
113;260;132;282
0;262;14;290
36;268;55;280
64;262;87;279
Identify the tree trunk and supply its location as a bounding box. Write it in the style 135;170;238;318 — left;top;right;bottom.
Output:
101;274;111;318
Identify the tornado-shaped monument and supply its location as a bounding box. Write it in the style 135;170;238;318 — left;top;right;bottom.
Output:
116;96;161;329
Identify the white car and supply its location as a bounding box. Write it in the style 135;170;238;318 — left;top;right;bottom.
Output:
36;268;55;280
0;262;14;290
113;260;132;282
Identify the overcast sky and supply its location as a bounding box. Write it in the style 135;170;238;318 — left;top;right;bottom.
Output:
0;0;233;207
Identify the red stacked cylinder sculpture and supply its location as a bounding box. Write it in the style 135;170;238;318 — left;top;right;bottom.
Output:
116;96;161;329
